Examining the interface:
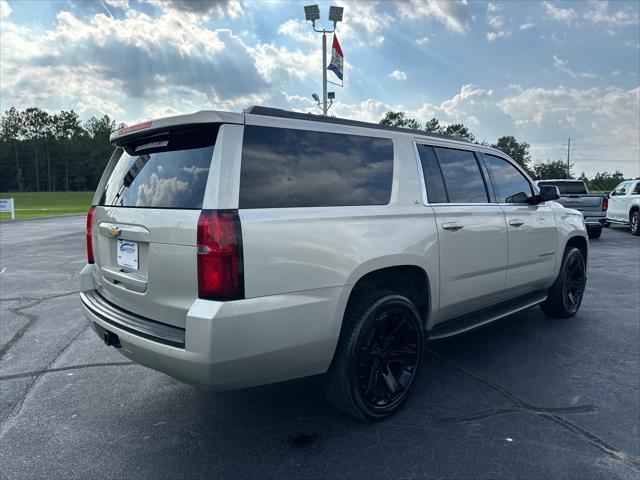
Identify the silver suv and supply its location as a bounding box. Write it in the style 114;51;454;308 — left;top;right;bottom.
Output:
80;107;588;420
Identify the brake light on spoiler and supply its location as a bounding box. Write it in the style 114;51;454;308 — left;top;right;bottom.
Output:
117;120;152;136
197;210;244;301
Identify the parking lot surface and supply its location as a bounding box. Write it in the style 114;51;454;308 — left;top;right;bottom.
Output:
1;216;639;479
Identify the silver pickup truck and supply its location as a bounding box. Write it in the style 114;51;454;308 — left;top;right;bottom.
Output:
535;179;607;239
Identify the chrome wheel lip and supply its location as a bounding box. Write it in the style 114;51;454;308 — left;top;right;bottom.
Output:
355;306;422;414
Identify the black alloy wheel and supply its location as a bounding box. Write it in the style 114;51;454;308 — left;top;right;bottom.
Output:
322;291;424;421
355;309;420;413
562;251;586;315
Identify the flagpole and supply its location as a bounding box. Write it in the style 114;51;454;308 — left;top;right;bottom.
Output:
322;31;328;116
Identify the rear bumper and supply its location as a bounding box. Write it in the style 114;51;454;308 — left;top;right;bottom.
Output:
581;214;607;227
80;285;344;390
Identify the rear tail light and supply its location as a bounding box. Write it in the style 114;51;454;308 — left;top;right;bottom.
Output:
86;206;95;264
602;197;608;212
197;210;244;301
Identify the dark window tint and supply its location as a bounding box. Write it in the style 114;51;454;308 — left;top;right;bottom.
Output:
484;154;533;203
633;182;640;194
417;144;448;203
433;147;488;203
565;182;588;194
239;126;393;208
100;126;217;209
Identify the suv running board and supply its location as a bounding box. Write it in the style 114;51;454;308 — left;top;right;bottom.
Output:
428;290;548;341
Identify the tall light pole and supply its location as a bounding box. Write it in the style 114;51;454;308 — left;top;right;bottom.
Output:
304;4;343;116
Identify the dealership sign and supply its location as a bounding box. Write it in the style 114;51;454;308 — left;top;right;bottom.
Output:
0;198;15;219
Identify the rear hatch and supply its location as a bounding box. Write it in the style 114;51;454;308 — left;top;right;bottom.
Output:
539;181;603;212
91;125;219;328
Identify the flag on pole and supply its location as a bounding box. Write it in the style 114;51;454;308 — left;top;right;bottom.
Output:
327;34;344;81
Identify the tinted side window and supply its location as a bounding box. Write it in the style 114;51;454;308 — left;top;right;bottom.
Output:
633;182;640;194
239;126;394;208
484;154;533;203
433;147;488;203
417;144;448;203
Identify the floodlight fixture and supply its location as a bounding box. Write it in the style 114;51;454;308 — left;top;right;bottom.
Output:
328;6;343;23
304;4;320;22
312;93;320;102
327;91;335;100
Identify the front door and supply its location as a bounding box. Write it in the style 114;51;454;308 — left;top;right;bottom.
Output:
482;154;558;292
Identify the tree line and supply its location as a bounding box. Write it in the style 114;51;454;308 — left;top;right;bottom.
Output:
380;111;628;192
0;107;122;193
0;107;630;193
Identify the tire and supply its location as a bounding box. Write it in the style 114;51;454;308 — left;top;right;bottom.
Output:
322;289;425;421
631;211;640;236
540;247;587;318
587;227;602;239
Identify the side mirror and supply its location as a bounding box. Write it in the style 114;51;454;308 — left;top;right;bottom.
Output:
537;185;560;202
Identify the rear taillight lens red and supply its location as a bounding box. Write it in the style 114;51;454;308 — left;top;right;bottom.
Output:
602;197;608;212
86;206;95;264
197;209;244;301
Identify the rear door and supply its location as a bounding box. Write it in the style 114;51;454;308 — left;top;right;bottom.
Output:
91;125;219;328
482;154;557;292
416;144;508;323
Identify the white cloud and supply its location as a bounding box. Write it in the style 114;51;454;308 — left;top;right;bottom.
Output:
397;0;470;33
584;1;639;27
390;70;407;80
552;54;597;79
519;21;534;31
337;1;390;46
416;36;431;45
0;0;11;18
277;19;316;44
487;31;511;42
146;0;244;19
625;41;640;49
543;1;577;24
486;2;504;29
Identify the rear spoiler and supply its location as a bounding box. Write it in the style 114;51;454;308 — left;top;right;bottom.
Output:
110;110;244;146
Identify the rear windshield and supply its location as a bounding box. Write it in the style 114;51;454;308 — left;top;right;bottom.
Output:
538;181;587;195
99;125;218;209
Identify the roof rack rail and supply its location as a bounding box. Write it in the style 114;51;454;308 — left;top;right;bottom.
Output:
244;106;471;143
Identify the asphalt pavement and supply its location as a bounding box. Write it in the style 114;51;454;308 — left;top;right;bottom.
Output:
1;216;639;479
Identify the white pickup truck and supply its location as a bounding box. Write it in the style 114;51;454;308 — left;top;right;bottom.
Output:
606;179;640;235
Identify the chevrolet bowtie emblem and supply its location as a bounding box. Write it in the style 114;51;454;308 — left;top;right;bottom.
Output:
108;225;121;238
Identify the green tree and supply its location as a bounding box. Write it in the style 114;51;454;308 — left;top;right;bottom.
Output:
589;171;626;192
444;123;475;142
532;160;571;180
379;111;421;130
492;135;532;174
424;117;442;133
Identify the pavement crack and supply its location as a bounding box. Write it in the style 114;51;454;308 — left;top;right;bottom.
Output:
0;361;136;381
0;290;81;360
428;349;640;472
0;324;89;439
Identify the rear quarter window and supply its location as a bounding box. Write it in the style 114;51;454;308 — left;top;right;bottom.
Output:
239;126;394;208
99;126;218;209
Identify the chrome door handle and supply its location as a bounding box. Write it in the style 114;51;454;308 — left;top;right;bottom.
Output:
442;222;464;231
509;219;524;227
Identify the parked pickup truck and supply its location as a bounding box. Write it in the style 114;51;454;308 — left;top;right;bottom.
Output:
535;179;607;239
607;179;640;236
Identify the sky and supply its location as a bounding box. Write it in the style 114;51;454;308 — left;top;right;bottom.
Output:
0;0;639;177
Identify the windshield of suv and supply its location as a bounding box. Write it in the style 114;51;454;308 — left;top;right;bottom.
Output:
99;125;217;209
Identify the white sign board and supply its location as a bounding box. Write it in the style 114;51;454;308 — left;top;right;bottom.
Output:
0;198;15;219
